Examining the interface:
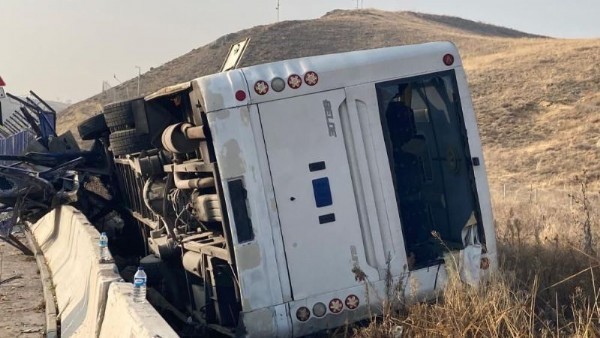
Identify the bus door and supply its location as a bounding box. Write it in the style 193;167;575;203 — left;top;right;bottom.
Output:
258;89;378;299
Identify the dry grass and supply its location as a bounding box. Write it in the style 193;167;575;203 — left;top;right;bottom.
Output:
350;180;600;337
468;39;600;190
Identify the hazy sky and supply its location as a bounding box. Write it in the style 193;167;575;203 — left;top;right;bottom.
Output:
2;0;598;103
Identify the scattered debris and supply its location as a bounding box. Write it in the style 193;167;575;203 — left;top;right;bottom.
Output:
21;327;42;333
0;274;22;286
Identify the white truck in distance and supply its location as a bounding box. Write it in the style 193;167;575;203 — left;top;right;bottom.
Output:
86;41;497;337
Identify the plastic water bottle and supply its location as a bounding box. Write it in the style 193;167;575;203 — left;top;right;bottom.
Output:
133;267;147;303
99;232;109;262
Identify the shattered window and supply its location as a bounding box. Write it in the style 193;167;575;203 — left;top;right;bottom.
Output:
376;70;483;269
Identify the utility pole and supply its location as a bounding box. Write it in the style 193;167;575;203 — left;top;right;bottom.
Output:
135;66;141;96
276;0;280;22
113;74;129;99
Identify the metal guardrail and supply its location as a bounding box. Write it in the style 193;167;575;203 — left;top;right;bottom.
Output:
0;130;34;165
0;130;34;237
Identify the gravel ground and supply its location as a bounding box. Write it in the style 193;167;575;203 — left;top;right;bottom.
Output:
0;232;45;338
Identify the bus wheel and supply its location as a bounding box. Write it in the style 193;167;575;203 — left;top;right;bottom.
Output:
78;113;109;140
108;128;152;156
103;99;140;132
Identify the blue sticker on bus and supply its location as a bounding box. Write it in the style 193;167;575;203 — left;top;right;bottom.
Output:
312;177;332;208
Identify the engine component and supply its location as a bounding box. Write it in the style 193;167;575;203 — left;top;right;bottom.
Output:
142;177;166;216
174;172;215;190
182;251;203;278
161;123;203;154
137;152;165;177
192;194;222;223
148;230;178;259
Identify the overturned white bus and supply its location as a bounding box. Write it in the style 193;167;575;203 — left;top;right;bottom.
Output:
78;41;497;337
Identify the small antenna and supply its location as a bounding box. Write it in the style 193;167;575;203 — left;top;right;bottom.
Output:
276;0;280;22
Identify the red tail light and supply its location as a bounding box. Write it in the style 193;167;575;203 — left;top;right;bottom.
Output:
0;76;6;87
443;54;455;66
235;90;247;101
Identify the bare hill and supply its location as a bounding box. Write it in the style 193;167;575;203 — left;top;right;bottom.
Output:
58;9;600;188
409;12;545;38
59;10;539;127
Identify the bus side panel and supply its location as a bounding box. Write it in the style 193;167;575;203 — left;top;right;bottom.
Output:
207;106;290;313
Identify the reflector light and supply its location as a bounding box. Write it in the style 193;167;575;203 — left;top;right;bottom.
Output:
0;76;5;87
443;54;455;66
254;80;269;95
235;90;247;101
328;298;343;314
304;71;319;86
271;77;286;92
312;302;327;317
345;295;360;310
296;307;310;322
288;74;302;89
480;257;490;270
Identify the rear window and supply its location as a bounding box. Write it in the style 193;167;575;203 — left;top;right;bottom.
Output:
375;70;484;269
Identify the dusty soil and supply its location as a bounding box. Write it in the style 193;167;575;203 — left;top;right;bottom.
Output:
0;232;45;338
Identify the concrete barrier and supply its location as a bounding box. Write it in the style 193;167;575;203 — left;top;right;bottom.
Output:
99;282;179;338
31;205;181;337
31;206;121;337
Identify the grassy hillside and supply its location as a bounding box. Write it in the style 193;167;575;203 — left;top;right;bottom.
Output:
466;39;600;188
58;9;600;189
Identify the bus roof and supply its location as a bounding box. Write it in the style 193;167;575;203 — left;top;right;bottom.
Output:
196;41;461;112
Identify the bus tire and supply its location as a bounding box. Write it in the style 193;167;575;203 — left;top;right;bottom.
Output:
109;128;152;156
103;99;137;132
78;114;109;140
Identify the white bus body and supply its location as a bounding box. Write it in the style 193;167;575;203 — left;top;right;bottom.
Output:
186;41;497;336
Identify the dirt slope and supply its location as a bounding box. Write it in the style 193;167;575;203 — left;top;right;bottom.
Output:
0;232;45;337
58;9;600;188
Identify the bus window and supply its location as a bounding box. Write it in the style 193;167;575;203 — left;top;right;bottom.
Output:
376;71;483;270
